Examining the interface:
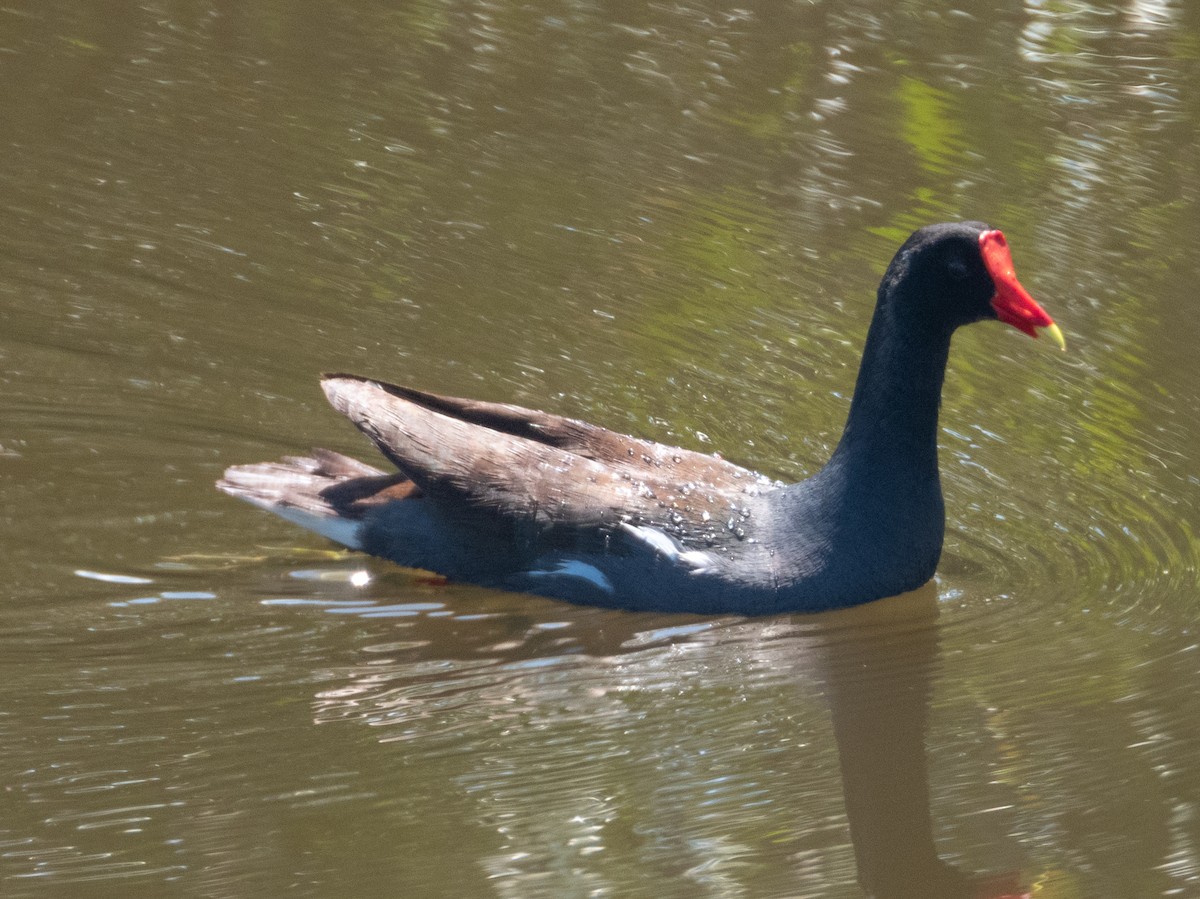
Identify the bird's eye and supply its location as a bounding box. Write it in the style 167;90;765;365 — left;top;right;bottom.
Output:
947;256;970;280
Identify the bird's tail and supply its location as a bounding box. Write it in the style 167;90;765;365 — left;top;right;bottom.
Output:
216;449;401;550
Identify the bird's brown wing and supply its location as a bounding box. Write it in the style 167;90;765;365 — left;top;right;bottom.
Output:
320;374;774;542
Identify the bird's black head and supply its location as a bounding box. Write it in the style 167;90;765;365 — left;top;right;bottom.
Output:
879;221;1063;347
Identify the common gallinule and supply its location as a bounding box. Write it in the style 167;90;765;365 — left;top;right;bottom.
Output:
218;222;1062;614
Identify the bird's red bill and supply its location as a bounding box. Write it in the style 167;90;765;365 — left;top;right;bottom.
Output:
979;230;1059;343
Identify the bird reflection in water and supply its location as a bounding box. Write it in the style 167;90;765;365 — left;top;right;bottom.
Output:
311;583;1031;898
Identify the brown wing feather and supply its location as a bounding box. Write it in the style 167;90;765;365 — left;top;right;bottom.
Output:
322;372;743;478
320;374;775;545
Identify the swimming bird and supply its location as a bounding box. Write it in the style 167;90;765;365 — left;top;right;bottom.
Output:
218;222;1062;614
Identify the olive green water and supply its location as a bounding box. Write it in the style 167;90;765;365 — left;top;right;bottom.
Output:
3;3;1199;897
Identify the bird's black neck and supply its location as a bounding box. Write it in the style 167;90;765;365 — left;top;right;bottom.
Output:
826;301;952;493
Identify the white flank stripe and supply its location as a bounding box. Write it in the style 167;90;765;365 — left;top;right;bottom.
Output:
527;560;615;594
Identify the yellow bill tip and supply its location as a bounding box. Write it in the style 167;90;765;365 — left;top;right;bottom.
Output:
1039;322;1066;351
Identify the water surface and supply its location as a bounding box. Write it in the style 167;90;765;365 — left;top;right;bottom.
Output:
2;2;1199;896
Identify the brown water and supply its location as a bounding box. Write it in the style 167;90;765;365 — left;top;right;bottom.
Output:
2;2;1199;896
